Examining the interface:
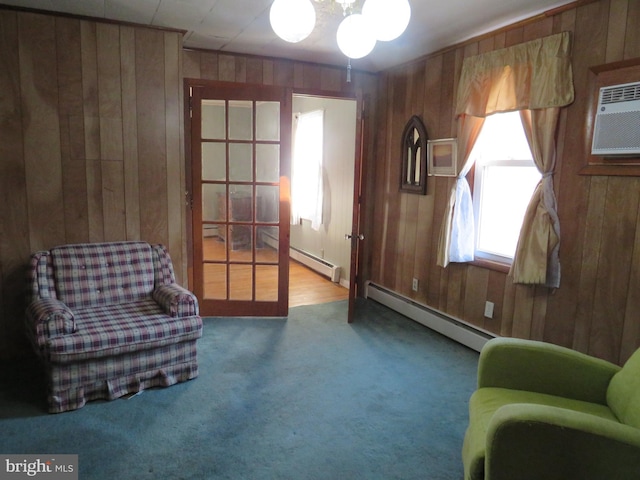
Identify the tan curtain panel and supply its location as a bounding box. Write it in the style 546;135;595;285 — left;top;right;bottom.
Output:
455;32;574;116
438;31;573;287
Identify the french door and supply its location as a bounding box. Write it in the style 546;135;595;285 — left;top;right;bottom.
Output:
190;83;292;316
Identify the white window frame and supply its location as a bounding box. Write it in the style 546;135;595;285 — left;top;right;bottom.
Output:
472;157;539;265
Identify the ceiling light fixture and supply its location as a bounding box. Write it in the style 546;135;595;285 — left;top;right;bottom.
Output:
269;0;411;60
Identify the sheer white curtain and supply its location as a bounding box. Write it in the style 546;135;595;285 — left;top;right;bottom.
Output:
291;110;324;231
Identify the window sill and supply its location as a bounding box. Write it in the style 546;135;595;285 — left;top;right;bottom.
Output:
469;257;511;274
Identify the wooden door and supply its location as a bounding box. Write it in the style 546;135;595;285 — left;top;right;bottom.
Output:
190;83;292;316
347;94;366;323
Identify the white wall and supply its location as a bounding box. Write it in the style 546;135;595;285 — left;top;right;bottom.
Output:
291;95;357;285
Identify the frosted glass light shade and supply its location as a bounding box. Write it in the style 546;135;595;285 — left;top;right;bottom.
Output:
362;0;411;42
336;14;376;59
270;0;316;43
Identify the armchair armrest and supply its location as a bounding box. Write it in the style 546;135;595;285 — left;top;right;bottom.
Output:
478;338;620;404
486;404;640;480
152;284;199;318
25;298;76;346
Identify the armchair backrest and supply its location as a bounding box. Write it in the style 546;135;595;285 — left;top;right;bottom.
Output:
47;241;156;310
607;347;640;428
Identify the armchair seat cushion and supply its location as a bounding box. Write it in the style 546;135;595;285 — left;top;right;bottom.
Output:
463;387;620;480
46;298;202;363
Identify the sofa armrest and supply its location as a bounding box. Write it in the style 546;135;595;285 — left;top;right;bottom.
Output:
485;403;640;480
152;284;200;317
25;298;76;346
478;338;620;404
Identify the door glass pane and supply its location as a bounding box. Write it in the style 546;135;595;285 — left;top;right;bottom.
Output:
203;184;227;222
257;185;279;223
229;101;253;140
229;264;252;300
229;143;253;182
202;101;225;140
256;102;280;141
229;226;253;259
255;265;278;301
203;225;225;261
204;263;226;299
256;144;279;182
202;142;226;181
229;186;253;221
257;226;278;262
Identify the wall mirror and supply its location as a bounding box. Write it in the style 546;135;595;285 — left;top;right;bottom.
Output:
400;115;428;194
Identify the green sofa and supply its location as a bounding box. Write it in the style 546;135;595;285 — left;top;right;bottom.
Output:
462;337;640;480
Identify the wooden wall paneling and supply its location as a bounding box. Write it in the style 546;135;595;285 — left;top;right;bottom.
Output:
588;177;640;362
445;263;466;318
545;1;607;348
262;59;274;85
571;176;607;352
234;56;247;83
97;23;127;242
607;0;628;62
165;32;186;283
56;17;89;244
620;204;640;363
120;26;141;241
511;284;535;339
623;0;640;59
135;29;169;244
320;65;341;91
530;286;549;341
101;160;126;241
484;271;506;334
370;75;389;284
504;26;525;47
302;63;321;90
274;59;294;87
380;73;404;288
500;277;517;337
218;54;236;82
400;64;422;298
200;51;219;81
19;13;65;251
80;21;105;242
424;55;445;307
522;16;554;41
0;9;30;357
246;57;264;85
183;50;201;79
464;265;489;327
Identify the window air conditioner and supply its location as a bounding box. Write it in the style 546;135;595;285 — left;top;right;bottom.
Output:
591;81;640;156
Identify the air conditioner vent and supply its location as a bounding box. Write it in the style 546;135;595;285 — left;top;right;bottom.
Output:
591;81;640;156
600;82;640;105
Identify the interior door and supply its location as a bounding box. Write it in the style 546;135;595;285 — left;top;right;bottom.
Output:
347;93;365;323
191;83;292;317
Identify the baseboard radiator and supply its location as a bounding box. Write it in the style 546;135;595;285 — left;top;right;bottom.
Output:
290;246;341;283
259;230;341;283
365;282;494;352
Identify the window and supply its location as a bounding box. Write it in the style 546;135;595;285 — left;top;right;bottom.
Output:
291;110;324;230
471;111;541;264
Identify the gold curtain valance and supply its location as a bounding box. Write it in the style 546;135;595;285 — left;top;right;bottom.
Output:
455;32;574;117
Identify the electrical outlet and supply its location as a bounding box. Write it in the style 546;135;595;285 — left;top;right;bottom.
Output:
484;301;494;319
412;278;419;292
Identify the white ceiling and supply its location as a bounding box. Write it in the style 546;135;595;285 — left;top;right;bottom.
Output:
1;0;573;71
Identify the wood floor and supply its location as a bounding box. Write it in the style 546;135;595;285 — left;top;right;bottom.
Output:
288;260;349;307
202;237;348;308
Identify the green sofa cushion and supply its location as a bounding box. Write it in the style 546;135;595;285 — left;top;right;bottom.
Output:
462;387;619;480
607;347;640;429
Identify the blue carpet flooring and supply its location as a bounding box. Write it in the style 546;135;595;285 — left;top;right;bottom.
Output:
0;298;479;479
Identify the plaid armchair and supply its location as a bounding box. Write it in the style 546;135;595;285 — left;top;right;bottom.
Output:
25;241;203;413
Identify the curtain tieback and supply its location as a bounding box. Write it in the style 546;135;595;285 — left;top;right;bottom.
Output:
542;172;554;178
